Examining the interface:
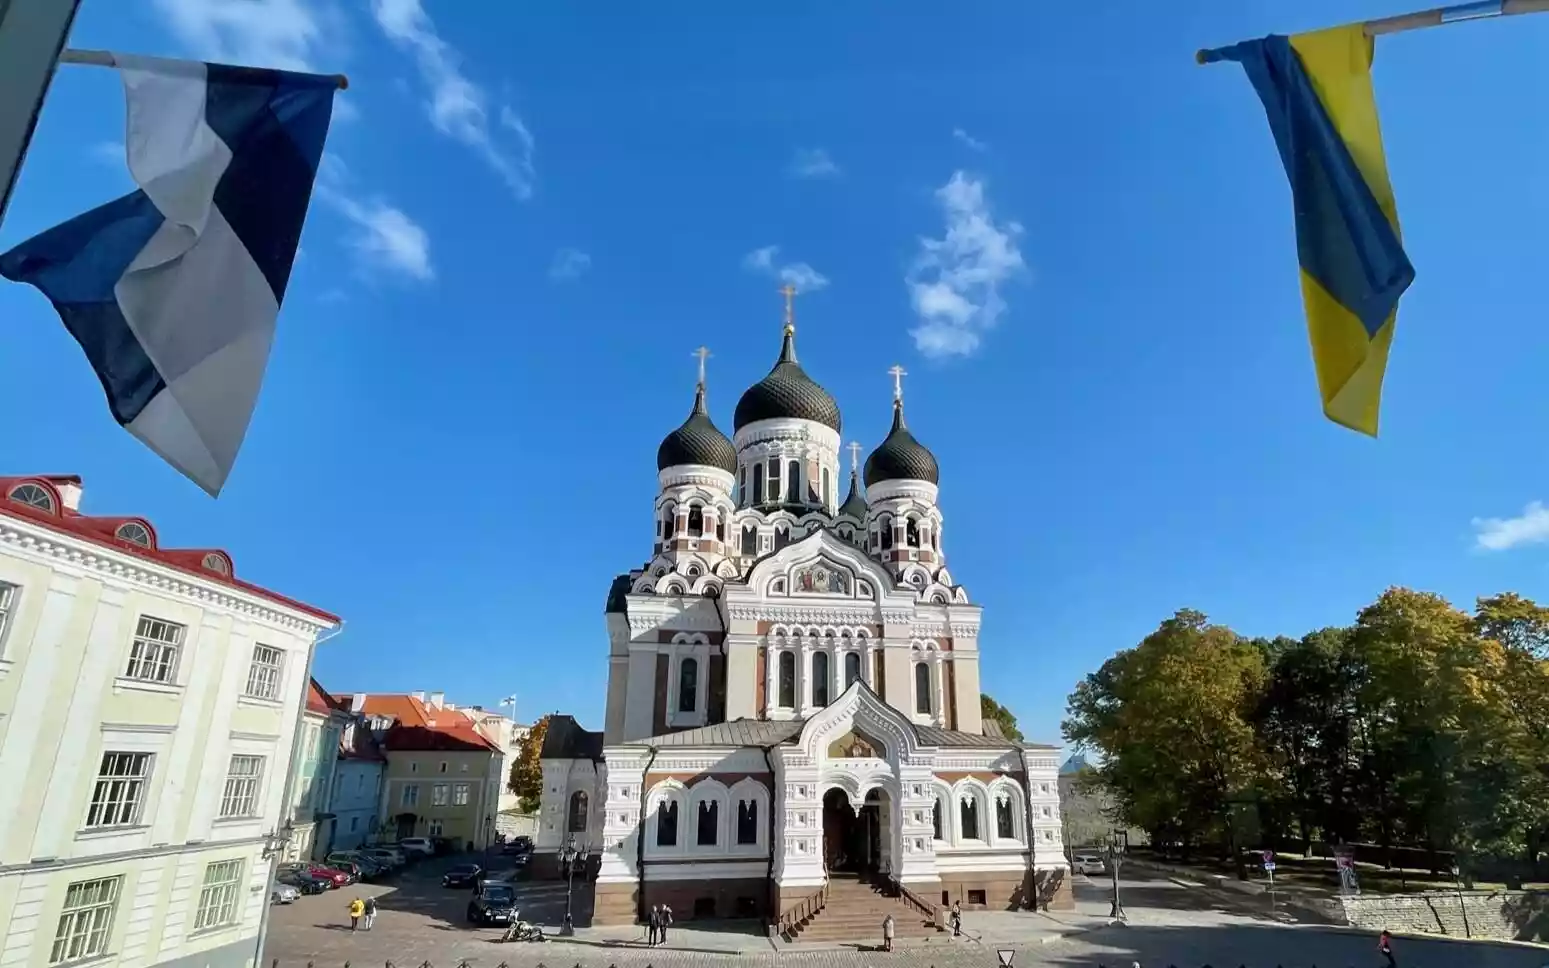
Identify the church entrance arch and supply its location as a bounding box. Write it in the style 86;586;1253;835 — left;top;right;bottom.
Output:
821;786;893;876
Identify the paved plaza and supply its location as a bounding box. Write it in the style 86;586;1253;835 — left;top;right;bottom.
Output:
261;854;1549;968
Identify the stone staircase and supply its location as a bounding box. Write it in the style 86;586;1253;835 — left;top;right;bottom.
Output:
784;875;942;944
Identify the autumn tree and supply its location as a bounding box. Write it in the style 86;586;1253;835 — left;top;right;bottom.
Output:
508;715;550;813
980;694;1025;742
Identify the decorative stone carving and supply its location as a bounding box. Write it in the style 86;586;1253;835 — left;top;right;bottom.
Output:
793;561;851;595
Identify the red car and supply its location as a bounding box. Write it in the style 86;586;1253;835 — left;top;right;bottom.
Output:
282;862;351;888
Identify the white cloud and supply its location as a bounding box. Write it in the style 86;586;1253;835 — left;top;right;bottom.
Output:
790;148;840;179
369;0;535;200
549;248;591;282
906;171;1024;357
743;245;829;292
952;128;987;152
90;141;124;165
150;0;358;119
1472;501;1549;551
314;155;433;281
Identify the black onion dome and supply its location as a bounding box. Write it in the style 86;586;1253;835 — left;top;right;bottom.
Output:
864;402;940;486
838;468;868;519
733;329;842;433
657;385;737;473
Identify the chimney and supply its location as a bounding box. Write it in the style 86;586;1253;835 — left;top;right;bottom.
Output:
51;479;83;511
350;693;366;713
428;691;445;709
410;691;425;702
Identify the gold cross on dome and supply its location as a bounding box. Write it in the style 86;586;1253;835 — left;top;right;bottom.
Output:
693;346;711;386
780;284;797;332
847;441;862;472
888;364;907;402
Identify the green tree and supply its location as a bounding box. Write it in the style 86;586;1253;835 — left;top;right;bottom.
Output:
507;715;549;813
1063;609;1268;857
980;694;1024;742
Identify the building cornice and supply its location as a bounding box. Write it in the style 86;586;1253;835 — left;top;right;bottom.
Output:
0;516;335;636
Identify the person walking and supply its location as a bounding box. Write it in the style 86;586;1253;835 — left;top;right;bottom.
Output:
362;895;377;931
647;904;660;946
659;903;673;945
347;896;364;932
881;913;895;952
950;899;962;938
1379;929;1397;967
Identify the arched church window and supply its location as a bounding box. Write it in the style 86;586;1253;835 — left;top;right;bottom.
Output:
881;520;893;551
905;517;920;548
843;651;861;688
777;651;796;708
738;466;747;505
767;459;781;501
811;652;829;707
960;797;980;840
656;800;678;846
932;796;944;840
736;800;758;845
741;525;757;556
774;526;790;551
687;505;704;535
678;658;699;713
934;527;941;551
697;800;719;846
786;461;800;504
568;791;589;832
822;467;832;506
664;507;676;540
995;794;1015;840
914;662;932;714
753;464;765;504
716;517;725;542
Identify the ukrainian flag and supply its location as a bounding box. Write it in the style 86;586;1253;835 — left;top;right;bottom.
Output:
1202;25;1415;436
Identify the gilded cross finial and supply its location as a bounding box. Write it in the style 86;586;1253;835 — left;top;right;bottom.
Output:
847;441;862;472
889;364;908;403
780;284;797;335
693;346;711;388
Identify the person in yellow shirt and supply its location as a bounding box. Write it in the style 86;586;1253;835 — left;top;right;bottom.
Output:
348;897;365;932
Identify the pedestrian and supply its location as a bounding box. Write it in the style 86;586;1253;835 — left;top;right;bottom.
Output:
659;902;673;945
347;896;364;932
363;895;377;931
882;913;895;952
647;904;660;946
1379;928;1397;967
950;899;962;937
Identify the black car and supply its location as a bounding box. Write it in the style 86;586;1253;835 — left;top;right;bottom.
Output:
467;882;518;926
500;836;533;856
276;870;329;895
442;863;482;888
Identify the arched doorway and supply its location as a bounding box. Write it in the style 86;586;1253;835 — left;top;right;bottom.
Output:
821;787;892;876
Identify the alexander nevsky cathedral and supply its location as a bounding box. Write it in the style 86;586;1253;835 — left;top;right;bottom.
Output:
535;295;1069;932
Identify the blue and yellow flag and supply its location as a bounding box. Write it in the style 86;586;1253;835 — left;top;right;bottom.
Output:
1203;25;1415;436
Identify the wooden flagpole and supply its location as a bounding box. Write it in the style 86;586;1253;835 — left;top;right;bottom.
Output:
58;48;349;89
1196;0;1549;63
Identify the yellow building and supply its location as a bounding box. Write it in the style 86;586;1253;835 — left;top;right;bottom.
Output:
0;475;338;968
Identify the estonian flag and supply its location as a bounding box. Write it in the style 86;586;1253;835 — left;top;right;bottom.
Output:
0;54;337;495
1202;25;1415;436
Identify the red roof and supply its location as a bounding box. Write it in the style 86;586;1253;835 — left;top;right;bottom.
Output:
336;693;500;753
0;475;338;623
381;723;500;753
307;678;342;715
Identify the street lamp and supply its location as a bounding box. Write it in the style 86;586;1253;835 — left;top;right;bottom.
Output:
559;834;580;937
261;820;297;860
1107;830;1126;922
1451;862;1472;938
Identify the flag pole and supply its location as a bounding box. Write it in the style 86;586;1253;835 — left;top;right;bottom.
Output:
57;48;349;89
1196;0;1549;63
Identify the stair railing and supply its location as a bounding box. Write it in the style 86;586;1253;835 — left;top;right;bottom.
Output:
886;874;940;925
771;880;829;939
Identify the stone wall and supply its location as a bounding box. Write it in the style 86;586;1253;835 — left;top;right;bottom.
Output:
1337;889;1549;944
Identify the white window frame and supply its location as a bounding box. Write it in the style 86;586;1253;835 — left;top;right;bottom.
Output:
219;755;265;819
452;783;470;806
243;644;284;701
123;615;184;685
427;818;444;836
49;875;121;965
192;859;244;932
666;635;710;728
431;783;449;806
85;752;152;829
401;784;419;807
0;580;17;656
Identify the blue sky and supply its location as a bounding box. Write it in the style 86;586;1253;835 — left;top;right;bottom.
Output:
6;0;1549;747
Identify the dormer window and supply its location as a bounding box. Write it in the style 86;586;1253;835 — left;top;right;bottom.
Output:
201;552;230;575
115;521;152;547
7;482;54;512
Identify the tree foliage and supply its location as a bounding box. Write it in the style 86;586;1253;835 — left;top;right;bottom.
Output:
1064;590;1549;882
980;694;1024;742
507;715;549;813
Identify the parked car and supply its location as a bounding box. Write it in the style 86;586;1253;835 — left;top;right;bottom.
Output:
500;836;533;856
325;852;388;879
1072;852;1107;875
397;837;436;857
359;847;407;870
271;882;301;904
443;863;482;888
276;870;330;895
280;862;351;888
467;881;519;926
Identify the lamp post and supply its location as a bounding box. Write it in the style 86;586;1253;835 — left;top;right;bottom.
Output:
559;834;578;937
1107;830;1126;922
1452;862;1471;938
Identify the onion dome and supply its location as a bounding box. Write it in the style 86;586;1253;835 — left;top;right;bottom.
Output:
657;384;737;473
864;400;940;486
733;327;842;433
838;467;868;518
